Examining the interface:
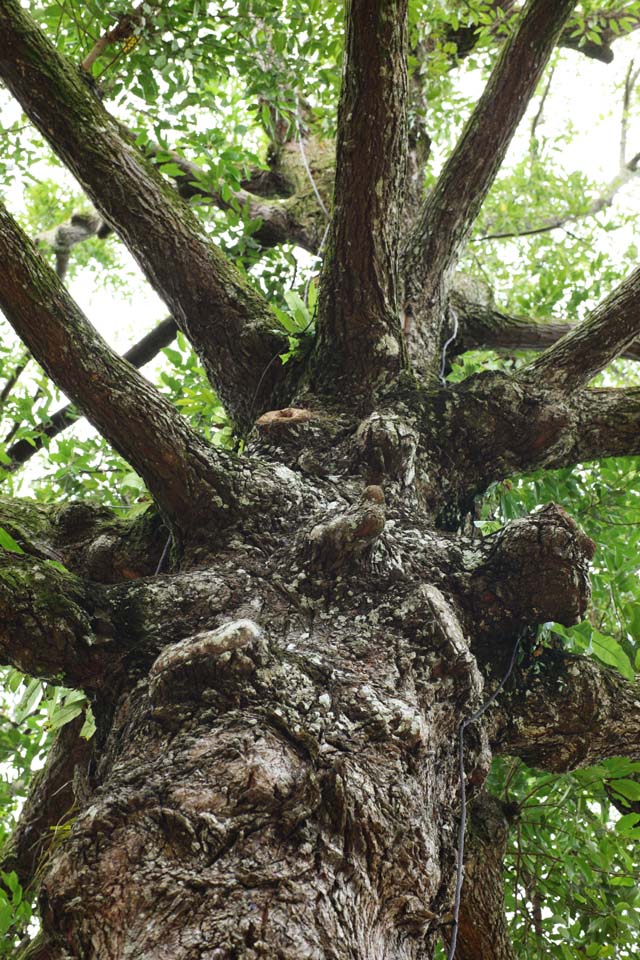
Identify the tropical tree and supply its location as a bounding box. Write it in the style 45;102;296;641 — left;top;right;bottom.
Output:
0;0;640;957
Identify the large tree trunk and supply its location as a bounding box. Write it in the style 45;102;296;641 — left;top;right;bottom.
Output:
1;1;640;958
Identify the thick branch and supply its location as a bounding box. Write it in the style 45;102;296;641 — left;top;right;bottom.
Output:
447;792;516;960
571;387;640;461
413;376;640;521
4;317;178;472
449;282;640;361
314;0;408;393
0;494;168;582
0;0;287;427
442;3;640;65
522;266;640;392
492;648;640;771
403;0;575;369
0;554;103;687
0;201;255;539
141;138;323;254
1;715;91;891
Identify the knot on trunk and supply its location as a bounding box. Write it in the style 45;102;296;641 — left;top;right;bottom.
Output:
353;411;418;486
148;619;266;708
405;584;484;705
466;503;595;636
305;485;386;574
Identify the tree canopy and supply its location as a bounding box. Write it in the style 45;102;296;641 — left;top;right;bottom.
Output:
0;1;640;958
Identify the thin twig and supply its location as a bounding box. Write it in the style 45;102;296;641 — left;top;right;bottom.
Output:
620;59;640;168
529;63;555;162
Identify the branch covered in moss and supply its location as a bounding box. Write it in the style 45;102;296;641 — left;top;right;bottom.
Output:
0;554;103;687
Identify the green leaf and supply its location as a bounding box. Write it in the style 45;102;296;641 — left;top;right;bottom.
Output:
589;629;635;680
0;526;24;554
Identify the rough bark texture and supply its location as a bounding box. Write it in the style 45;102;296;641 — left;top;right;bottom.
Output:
314;0;408;395
0;2;638;959
451;792;517;960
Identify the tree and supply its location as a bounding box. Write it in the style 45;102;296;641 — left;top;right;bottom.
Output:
0;0;640;956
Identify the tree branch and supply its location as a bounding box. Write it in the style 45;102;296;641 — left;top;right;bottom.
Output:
3;317;178;472
448;280;640;361
478;78;640;243
570;387;640;462
476;158;640;241
414;376;640;520
0;553;104;687
492;648;640;771
445;792;516;960
440;2;640;66
140;137;323;254
0;0;287;428
1;715;91;891
0;201;266;540
522;266;640;392
403;0;576;370
0;494;168;582
313;0;408;393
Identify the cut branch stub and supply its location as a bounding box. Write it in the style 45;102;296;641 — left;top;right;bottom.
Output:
306;485;386;574
463;504;595;638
